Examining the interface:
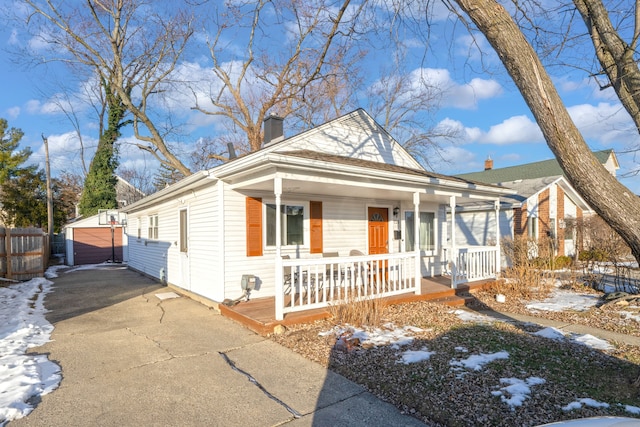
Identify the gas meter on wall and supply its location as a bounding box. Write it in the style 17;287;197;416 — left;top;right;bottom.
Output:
241;274;256;291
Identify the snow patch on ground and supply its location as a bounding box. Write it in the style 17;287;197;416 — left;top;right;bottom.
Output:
450;351;510;371
452;309;498;323
533;327;614;351
562;397;610;411
526;289;600;312
397;348;435;364
320;323;424;348
491;377;546;409
0;276;61;425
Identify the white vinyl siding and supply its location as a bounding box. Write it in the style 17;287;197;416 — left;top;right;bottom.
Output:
126;184;220;300
270;112;422;169
222;191;373;300
187;186;219;299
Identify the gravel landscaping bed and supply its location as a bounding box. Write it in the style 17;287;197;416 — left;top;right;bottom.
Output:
270;291;640;426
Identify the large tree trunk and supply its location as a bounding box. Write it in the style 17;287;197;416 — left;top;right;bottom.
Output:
453;0;640;264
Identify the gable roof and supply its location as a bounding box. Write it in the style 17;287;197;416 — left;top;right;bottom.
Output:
455;150;617;184
123;109;514;213
224;109;425;171
499;176;592;212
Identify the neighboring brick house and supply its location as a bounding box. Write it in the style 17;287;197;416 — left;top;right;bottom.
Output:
455;150;619;257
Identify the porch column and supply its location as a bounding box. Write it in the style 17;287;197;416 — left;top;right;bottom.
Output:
413;192;421;295
494;198;501;277
449;196;457;289
275;176;284;321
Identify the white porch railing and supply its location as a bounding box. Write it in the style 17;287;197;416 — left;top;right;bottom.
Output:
443;246;499;288
276;252;417;319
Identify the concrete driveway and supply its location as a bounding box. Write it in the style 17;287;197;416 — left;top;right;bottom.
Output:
9;266;425;427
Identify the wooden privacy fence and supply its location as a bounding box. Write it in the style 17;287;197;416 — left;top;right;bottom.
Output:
0;227;49;281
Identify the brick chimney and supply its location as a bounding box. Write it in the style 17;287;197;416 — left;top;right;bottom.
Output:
263;115;284;145
484;156;493;171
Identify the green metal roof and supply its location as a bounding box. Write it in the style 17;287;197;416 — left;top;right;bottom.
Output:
455;150;614;184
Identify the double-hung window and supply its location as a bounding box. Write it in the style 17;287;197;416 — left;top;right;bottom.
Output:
405;211;435;252
266;204;304;246
148;214;158;239
527;217;538;239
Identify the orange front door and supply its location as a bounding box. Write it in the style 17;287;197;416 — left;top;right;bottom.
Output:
368;207;388;255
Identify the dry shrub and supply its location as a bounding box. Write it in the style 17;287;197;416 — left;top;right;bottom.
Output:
328;291;386;327
497;236;555;299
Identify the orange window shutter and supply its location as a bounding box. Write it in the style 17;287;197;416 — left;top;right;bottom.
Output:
310;201;323;254
246;197;263;257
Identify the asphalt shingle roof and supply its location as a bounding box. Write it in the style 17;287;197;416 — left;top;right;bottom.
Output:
280;150;503;188
455;150;614;184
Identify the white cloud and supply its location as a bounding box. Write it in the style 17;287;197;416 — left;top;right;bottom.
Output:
567;102;638;145
441;101;637;148
481;115;544;145
25;100;41;114
435;115;543;146
6;106;20;119
429;144;478;173
29;131;97;176
434;118;482;143
405;68;502;110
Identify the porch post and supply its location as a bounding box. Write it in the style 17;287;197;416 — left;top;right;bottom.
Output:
494;198;501;278
413;192;421;295
274;176;284;321
449;196;457;289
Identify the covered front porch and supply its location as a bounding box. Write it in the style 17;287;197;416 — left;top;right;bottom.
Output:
219;275;494;335
218;150;512;322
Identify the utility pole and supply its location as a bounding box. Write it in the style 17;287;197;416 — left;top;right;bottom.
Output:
42;134;54;255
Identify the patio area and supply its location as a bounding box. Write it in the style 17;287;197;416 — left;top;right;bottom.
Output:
218;275;494;335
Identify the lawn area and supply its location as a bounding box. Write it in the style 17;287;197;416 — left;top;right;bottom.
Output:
271;281;640;426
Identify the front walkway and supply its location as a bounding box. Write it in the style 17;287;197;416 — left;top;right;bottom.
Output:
219;276;494;335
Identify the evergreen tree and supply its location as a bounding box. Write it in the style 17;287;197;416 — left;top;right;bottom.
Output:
0;118;31;182
78;84;129;217
1;167;70;231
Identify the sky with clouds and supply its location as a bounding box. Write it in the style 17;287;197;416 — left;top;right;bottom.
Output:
0;1;638;194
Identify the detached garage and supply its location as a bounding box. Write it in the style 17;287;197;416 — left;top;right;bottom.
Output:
64;213;128;265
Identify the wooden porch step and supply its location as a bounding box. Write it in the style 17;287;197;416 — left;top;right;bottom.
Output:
430;295;474;307
218;300;331;336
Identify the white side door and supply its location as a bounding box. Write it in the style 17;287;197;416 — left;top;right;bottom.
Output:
179;209;190;290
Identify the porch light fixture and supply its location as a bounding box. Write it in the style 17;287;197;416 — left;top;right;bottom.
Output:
393;207;400;218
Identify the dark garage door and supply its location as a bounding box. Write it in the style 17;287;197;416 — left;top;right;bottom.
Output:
73;227;123;265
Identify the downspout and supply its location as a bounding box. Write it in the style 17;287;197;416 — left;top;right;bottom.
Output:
449;196;457;289
274;176;284;321
413;192;421;295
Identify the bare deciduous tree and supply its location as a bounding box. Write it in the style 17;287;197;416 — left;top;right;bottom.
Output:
19;0;196;175
192;0;367;160
450;0;640;264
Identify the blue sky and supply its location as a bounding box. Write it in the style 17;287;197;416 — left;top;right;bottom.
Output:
1;1;639;195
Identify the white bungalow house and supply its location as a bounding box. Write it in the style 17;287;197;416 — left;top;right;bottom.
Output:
121;109;513;320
